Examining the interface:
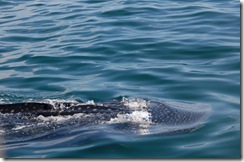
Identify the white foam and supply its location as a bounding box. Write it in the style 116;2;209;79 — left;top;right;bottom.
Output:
85;100;95;105
76;100;95;106
0;99;4;104
121;97;149;109
107;111;152;124
12;125;29;130
36;113;86;123
40;99;78;109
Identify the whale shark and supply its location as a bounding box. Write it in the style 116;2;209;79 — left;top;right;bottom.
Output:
0;102;128;117
0;98;211;142
0;99;210;124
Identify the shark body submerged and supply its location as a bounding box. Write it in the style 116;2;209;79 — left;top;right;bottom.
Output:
0;98;211;142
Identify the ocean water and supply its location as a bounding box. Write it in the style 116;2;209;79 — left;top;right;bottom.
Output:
0;0;240;158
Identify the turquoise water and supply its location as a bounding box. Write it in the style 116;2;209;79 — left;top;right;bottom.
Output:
0;0;240;158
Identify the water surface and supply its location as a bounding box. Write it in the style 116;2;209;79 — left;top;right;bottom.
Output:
0;0;240;158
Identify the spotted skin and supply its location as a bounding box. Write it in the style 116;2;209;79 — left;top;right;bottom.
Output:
0;100;211;139
0;103;53;114
148;101;210;126
0;101;210;125
0;102;131;117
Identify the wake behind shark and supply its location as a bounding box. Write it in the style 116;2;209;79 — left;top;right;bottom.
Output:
0;98;211;142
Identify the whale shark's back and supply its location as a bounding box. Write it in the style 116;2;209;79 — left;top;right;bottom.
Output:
0;98;211;143
148;100;211;126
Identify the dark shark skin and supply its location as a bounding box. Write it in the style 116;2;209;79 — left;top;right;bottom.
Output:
0;102;130;117
0;100;211;140
0;101;211;124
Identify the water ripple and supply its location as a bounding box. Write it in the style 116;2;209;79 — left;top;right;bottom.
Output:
0;0;240;158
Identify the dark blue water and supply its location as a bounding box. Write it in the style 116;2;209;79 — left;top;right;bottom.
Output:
0;0;240;158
